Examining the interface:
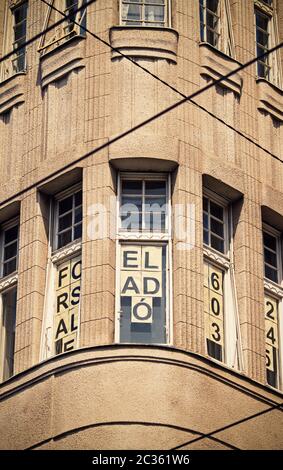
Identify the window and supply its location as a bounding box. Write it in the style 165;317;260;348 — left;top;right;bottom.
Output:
0;1;28;81
120;0;170;27
54;187;82;250
116;174;171;345
255;0;282;87
203;192;242;369
40;184;82;360
0;220;19;279
0;287;17;381
263;224;283;390
199;0;235;56
39;0;87;54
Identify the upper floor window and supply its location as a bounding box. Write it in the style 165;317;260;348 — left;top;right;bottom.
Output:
0;286;17;381
0;221;19;278
203;192;243;369
263;229;280;283
54;186;82;250
39;0;87;55
255;0;282;87
120;0;170;27
0;1;28;81
199;0;235;56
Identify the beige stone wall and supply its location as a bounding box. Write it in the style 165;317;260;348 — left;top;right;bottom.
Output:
0;0;282;449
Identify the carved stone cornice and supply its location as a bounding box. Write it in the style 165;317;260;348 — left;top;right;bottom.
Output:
0;73;25;115
257;78;283;121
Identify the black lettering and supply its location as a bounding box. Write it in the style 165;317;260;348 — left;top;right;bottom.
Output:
72;260;81;280
143;277;160;295
55;318;68;339
121;276;140;294
71;286;81;306
57;292;68;313
58;266;69;289
123;251;138;268
144;251;158;269
70;312;78;332
63;339;75;352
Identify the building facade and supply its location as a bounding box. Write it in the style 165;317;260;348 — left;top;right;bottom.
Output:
0;0;282;450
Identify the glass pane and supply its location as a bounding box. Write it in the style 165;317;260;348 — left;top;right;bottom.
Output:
14;4;27;24
207;29;218;46
58;230;72;249
257;29;269;47
3;258;17;277
207;0;219;13
14;23;26;41
144;196;166;211
59;212;73;232
264;248;277;268
203;229;209;245
123;4;142;21
145;5;164;22
4;226;18;244
144;212;165;231
2;288;17;380
207;12;218;29
211;235;224;253
145;181;166;195
59;195;73;215
75;191;82;206
256;13;269;32
265;265;278;283
145;0;165;4
121;212;142;230
263;232;277;251
121;196;142;212
75;206;82;224
203;196;208;212
122;180;142;195
210;218;224;237
203;212;209;230
74;223;82;240
210;201;224;220
4;242;17;261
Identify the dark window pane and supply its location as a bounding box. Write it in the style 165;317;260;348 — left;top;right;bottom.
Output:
207;0;219;13
59;212;73;232
207;338;222;361
203;197;209;212
263;232;277;251
122;181;142;195
145;181;166;195
59;196;73;215
145;5;164;22
14;4;27;24
58;230;72;249
210;201;223;220
144;196;166;211
203;229;209;245
4;226;18;244
75;206;82;224
203;212;209;229
264;248;277;268
121;196;142;212
210;218;224;237
75;191;82;206
74;223;82;240
256;12;269;31
3;258;17;277
211;235;224;253
257;29;269;47
265;265;278;283
4;242;17;261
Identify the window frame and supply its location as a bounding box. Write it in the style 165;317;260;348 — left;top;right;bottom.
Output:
203;190;243;370
199;0;221;49
120;0;171;28
262;222;283;390
11;1;28;74
52;183;83;253
0;217;20;280
0;284;17;382
115;172;172;345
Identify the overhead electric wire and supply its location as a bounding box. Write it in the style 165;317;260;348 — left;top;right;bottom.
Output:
170;400;283;450
40;0;283;164
0;33;283;208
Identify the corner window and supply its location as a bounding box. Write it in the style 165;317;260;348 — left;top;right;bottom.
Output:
0;287;17;381
54;187;82;250
263;224;283;390
255;1;282;87
117;173;171;345
1;220;19;279
40;184;82;360
203;192;242;369
120;0;170;27
199;0;235;56
12;2;28;73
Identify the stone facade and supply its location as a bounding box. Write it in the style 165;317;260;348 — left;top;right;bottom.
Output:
0;0;282;450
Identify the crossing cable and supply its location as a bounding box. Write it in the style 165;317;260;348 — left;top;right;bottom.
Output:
0;36;283;207
170;400;283;450
40;0;283;164
0;0;97;65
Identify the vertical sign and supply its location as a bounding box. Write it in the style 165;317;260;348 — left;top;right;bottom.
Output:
265;294;279;388
119;245;166;344
54;255;81;354
204;261;225;362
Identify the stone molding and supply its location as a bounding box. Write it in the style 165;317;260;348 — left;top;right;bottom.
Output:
109;26;179;63
256;78;283;122
199;43;243;95
40;35;86;88
0;73;25;115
